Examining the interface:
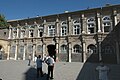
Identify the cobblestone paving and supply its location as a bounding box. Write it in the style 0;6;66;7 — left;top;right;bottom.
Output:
0;60;120;80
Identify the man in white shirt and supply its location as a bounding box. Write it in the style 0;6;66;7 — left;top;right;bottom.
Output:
46;55;55;79
96;61;109;80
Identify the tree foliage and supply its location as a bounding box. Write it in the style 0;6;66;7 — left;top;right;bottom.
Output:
0;14;8;28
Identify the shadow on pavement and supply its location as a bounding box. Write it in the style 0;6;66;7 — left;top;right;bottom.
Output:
76;21;120;80
24;67;48;80
76;54;99;80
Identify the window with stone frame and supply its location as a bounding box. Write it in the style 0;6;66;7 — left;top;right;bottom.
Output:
37;45;42;53
19;46;24;54
61;21;67;36
61;45;67;53
20;30;25;38
73;20;81;35
48;25;55;36
73;44;82;53
28;45;33;53
13;31;17;39
102;16;111;32
38;29;43;37
11;46;16;54
29;30;34;37
87;17;95;34
87;44;96;54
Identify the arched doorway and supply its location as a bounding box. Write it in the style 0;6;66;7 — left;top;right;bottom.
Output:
47;44;56;61
86;44;98;63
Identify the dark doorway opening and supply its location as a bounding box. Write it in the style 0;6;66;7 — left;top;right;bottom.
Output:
47;45;56;61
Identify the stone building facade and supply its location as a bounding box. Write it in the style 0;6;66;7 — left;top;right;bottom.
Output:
0;4;120;64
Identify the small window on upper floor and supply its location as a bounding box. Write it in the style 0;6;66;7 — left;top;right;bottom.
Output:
103;16;111;21
102;16;111;32
87;17;95;34
73;20;81;35
29;30;34;37
29;25;35;29
48;25;55;36
38;29;43;37
61;21;67;36
61;21;67;25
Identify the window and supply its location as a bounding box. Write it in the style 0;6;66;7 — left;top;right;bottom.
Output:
29;30;34;37
11;46;16;54
19;46;24;54
37;45;42;52
73;45;81;53
102;16;111;32
48;25;55;36
73;20;81;35
87;44;96;54
61;21;67;36
61;45;67;53
29;25;35;28
87;17;95;34
28;45;33;53
13;31;17;39
20;31;25;38
38;29;43;37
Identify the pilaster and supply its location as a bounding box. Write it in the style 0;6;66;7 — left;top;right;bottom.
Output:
7;43;11;60
97;13;101;32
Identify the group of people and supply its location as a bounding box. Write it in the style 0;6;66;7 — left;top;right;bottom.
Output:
28;54;55;79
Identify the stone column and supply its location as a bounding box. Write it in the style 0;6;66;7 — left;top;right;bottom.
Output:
25;23;28;37
97;13;101;32
42;43;46;59
8;26;12;39
116;41;120;64
23;44;26;60
68;42;72;62
34;21;37;38
7;44;11;60
43;20;47;37
83;41;86;62
32;44;36;61
56;18;59;36
17;24;20;38
56;43;59;61
15;41;19;60
81;14;87;34
114;10;118;26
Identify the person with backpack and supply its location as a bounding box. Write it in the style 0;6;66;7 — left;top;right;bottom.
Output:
46;55;55;79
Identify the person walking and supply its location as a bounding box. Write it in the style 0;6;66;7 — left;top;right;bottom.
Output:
36;55;44;78
28;54;32;66
46;55;55;79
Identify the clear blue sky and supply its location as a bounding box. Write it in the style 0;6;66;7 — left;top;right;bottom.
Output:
0;0;120;20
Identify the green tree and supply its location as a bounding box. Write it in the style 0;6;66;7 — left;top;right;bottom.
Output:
0;14;8;28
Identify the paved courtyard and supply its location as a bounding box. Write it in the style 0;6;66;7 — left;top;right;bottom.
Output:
0;60;120;80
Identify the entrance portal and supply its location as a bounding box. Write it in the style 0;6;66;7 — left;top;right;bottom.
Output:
47;45;56;61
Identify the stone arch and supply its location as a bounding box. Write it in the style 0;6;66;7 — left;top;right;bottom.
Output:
86;44;98;63
47;44;56;61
